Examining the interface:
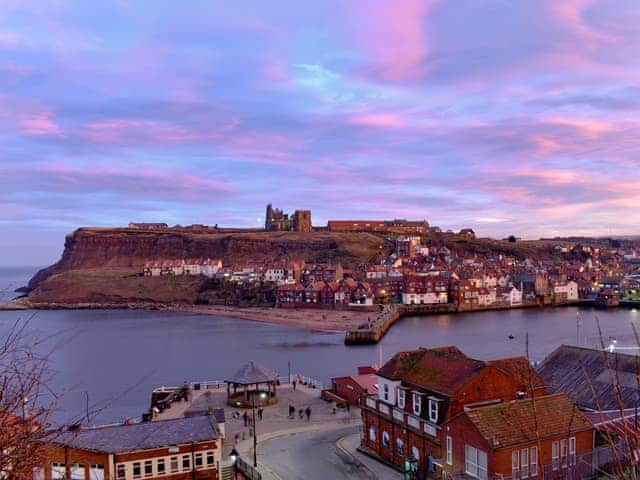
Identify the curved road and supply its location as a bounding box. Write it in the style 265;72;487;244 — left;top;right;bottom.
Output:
258;425;378;480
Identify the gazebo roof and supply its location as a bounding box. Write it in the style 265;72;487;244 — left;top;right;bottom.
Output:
225;361;279;385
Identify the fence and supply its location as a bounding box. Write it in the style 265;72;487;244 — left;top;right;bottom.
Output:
237;457;262;480
154;373;326;394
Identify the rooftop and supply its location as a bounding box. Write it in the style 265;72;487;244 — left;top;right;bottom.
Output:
225;361;279;385
53;415;218;453
464;393;593;449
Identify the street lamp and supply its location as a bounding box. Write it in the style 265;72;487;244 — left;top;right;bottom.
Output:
252;390;267;467
229;447;239;480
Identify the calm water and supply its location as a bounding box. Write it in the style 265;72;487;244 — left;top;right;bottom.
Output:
1;267;639;424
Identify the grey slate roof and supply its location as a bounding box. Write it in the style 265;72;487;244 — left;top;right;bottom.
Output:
538;345;640;411
54;415;218;453
225;361;278;385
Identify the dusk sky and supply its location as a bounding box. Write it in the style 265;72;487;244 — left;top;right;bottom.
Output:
1;0;639;266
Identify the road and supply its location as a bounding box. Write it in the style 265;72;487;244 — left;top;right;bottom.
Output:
258;425;378;480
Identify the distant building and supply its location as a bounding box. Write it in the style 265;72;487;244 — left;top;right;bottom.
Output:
128;222;168;229
328;219;428;235
265;204;312;232
39;415;221;480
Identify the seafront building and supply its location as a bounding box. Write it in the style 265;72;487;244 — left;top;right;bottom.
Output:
39;416;222;480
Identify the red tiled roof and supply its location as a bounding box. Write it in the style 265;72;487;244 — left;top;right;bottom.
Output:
488;357;547;391
378;346;484;396
464;393;593;449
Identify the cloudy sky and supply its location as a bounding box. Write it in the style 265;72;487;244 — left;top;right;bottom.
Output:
1;0;639;266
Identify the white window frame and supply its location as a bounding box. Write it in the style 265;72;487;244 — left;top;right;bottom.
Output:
383;384;389;402
569;437;576;466
530;446;538;476
413;392;422;416
466;445;488;480
206;451;215;466
428;399;438;423
144;460;153;477
71;464;85;480
512;450;520;479
169;457;178;473
116;465;126;480
521;448;529;478
89;465;104;480
156;459;165;476
52;464;66;480
396;437;405;457
369;424;377;442
552;441;559;470
561;439;568;468
382;431;390;449
446;436;453;466
397;389;405;408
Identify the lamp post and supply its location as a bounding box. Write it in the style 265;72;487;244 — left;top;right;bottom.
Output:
252;390;267;467
229;447;239;480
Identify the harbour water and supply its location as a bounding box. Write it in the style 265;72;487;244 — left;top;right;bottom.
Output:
1;267;639;424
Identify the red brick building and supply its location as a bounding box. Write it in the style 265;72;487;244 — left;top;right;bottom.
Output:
38;415;221;480
322;366;379;406
360;346;547;478
444;393;594;479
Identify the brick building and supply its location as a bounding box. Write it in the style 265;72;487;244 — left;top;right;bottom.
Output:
38;415;221;480
360;346;547;478
443;393;594;479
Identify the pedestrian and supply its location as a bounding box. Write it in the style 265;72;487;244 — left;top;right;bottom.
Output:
298;408;304;419
289;404;295;418
243;411;248;427
292;379;296;391
258;408;263;420
305;406;311;421
346;402;350;413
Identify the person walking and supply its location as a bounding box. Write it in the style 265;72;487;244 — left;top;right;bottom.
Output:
298;408;304;419
292;379;296;391
258;408;263;420
305;407;311;421
289;404;295;418
243;411;248;427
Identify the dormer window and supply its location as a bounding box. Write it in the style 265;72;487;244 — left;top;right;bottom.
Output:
397;389;406;408
428;399;438;423
413;392;422;415
383;384;389;401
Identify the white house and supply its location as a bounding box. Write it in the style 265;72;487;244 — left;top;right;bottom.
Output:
401;292;447;305
201;258;223;278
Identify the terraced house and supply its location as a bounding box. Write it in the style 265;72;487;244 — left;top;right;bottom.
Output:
39;416;221;480
360;346;548;479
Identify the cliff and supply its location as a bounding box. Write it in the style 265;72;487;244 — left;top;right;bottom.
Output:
26;227;387;304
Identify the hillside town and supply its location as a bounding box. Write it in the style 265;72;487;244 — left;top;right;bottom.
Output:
141;230;640;311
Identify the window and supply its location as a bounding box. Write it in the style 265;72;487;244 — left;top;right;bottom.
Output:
71;464;85;480
170;457;178;473
207;451;215;466
446;436;453;465
52;464;65;480
182;455;190;470
560;439;568;467
117;465;126;480
90;465;104;480
397;389;405;408
383;384;389;401
512;450;520;480
157;459;165;475
396;438;405;457
428;399;438;423
382;431;390;449
369;424;377;442
569;437;576;466
465;445;487;480
133;463;141;479
195;453;203;468
530;447;538;476
521;448;529;478
413;393;422;416
412;446;420;462
552;441;559;470
144;460;152;477
33;468;45;480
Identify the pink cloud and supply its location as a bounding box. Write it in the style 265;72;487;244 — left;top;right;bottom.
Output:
84;119;201;144
19;111;61;135
347;113;406;128
348;0;433;81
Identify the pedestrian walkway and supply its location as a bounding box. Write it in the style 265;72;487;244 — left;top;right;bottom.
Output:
337;433;402;479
